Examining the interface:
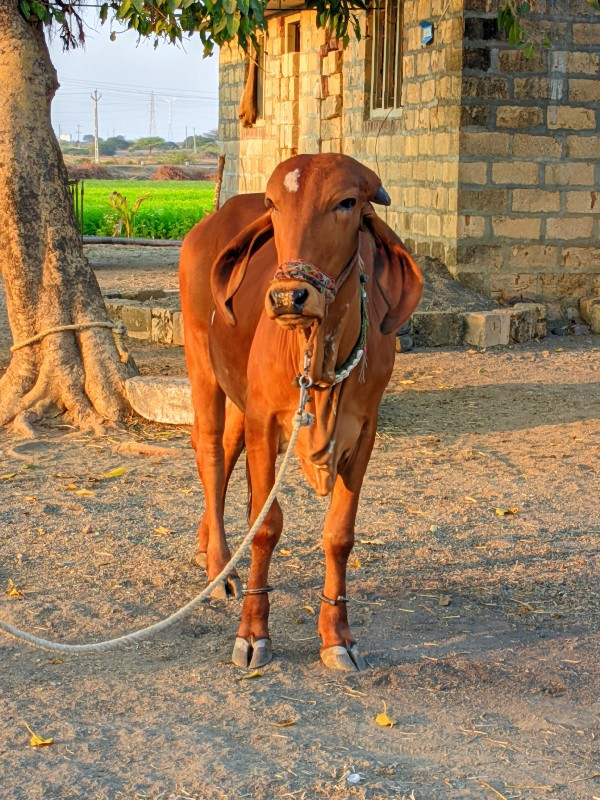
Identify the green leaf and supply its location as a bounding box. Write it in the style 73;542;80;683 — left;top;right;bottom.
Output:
213;14;228;33
227;10;241;36
20;1;31;20
99;2;109;22
508;20;521;45
222;0;236;13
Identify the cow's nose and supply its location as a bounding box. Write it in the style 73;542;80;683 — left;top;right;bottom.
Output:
269;288;309;313
291;289;309;310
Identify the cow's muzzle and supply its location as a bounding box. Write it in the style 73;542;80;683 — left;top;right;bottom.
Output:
265;280;326;329
266;260;333;329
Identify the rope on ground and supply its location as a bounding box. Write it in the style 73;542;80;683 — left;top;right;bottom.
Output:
10;321;130;363
0;411;311;655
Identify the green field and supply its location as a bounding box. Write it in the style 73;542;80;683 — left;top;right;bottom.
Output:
82;180;215;240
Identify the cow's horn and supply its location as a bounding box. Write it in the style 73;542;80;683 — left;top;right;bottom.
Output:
373;186;391;206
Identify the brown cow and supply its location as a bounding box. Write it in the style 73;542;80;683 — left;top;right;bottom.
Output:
179;154;422;671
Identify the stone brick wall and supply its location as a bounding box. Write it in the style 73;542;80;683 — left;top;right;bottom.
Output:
219;1;464;267
218;0;600;306
342;0;463;266
457;0;600;308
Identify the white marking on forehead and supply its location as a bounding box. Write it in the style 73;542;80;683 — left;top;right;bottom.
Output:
284;168;301;193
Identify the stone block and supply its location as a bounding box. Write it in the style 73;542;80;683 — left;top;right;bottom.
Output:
513;301;547;320
512;189;560;213
497;307;537;343
547;107;596;131
172;311;185;346
151;307;174;344
496;105;544;128
108;301;152;340
322;94;342;119
463;312;510;347
579;296;600;328
588;306;600;335
125;376;194;426
411;311;465;347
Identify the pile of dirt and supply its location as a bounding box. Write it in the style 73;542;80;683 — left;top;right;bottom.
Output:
67;160;112;180
418;257;498;313
149;165;189;181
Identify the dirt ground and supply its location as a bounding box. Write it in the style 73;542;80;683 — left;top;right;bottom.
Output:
0;259;599;800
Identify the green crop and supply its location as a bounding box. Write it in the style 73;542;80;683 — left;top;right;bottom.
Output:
82;180;215;240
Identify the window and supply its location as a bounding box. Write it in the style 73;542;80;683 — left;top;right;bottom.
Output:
286;20;301;53
369;0;403;114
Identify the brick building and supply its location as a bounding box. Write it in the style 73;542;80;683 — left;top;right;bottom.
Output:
218;1;599;309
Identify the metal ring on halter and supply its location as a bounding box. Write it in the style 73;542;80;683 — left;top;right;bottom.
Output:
318;593;350;606
242;586;275;596
298;374;313;389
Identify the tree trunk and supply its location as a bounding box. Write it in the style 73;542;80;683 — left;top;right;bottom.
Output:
0;3;137;436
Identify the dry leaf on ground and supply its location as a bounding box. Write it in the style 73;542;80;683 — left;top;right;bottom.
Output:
375;701;397;728
24;723;53;747
241;670;263;680
5;579;24;597
99;467;127;480
271;718;297;728
495;507;519;516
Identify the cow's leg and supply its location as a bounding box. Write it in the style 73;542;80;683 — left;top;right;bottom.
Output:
318;424;376;672
194;401;245;599
231;415;282;669
188;330;242;599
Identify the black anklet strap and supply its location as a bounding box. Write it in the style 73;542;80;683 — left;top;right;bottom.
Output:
242;586;274;596
319;593;349;606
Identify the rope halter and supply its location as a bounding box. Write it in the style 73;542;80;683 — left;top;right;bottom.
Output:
271;259;337;303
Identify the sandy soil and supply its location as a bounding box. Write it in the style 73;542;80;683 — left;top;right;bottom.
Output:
1;260;599;800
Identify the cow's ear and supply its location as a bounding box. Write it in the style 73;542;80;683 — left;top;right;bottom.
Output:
362;208;423;335
211;211;274;326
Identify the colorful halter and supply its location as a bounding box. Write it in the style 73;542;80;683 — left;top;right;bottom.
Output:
271;260;337;303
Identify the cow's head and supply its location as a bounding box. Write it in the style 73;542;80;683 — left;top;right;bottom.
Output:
212;154;421;335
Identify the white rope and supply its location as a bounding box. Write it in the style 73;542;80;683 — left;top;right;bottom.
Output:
0;411;311;655
10;321;125;352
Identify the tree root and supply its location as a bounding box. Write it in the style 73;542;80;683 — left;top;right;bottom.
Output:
0;326;137;437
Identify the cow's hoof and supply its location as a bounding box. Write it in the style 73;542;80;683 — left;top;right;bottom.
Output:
194;551;208;569
210;575;243;600
321;643;367;672
232;636;273;669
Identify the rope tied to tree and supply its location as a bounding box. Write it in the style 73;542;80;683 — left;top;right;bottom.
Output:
10;321;130;363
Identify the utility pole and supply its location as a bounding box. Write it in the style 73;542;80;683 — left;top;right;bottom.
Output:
185;125;188;149
148;91;157;137
90;89;102;164
76;124;82;147
193;126;197;155
163;97;177;141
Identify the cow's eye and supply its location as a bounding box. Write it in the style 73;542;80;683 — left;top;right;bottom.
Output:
336;198;356;211
265;197;275;209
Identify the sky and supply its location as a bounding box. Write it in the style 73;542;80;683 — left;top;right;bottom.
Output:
48;16;219;144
